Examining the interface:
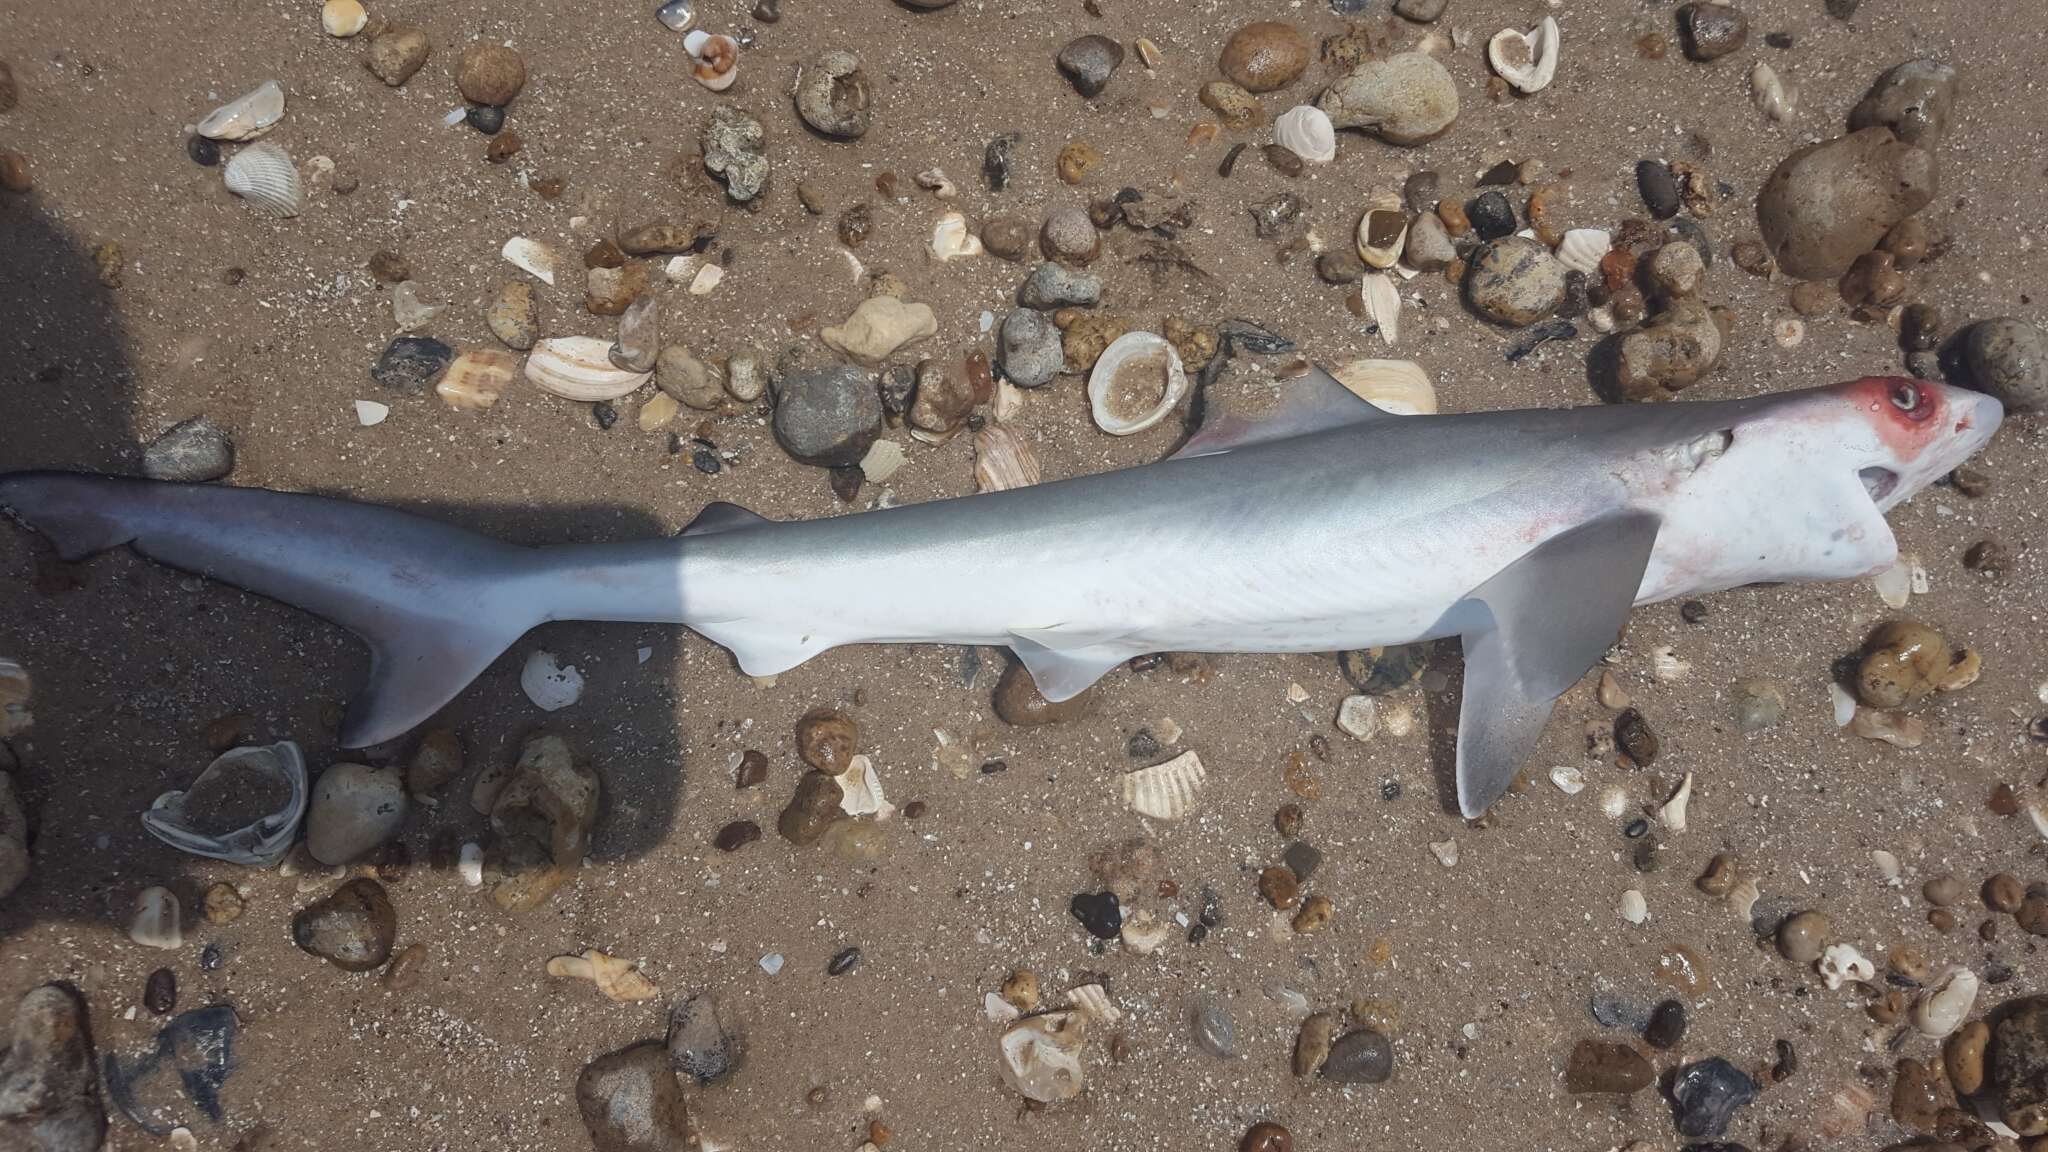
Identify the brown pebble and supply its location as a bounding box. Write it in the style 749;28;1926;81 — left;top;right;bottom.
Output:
868;1119;891;1146
1945;1020;1989;1095
1293;1012;1335;1077
1240;1120;1293;1152
992;660;1098;725
1614;708;1659;767
1922;874;1965;906
143;968;177;1015
1776;909;1832;963
714;820;761;852
1292;893;1333;933
794;707;858;773
1989;782;2023;815
486;130;523;164
531;174;567;200
1791;280;1837;317
2018;893;2048;936
384;941;428;990
1258;865;1300;909
0;150;30;193
735;750;769;789
1983;872;2024;913
1057;141;1101;184
1274;803;1304;838
1889;1057;1948;1131
1000;968;1039;1012
1927;907;1956;933
1732;240;1773;276
1437;200;1469;236
902;799;927;819
202;882;245;925
1262;144;1304;177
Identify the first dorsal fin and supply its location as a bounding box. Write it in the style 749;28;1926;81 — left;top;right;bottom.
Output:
1173;365;1395;460
681;501;771;537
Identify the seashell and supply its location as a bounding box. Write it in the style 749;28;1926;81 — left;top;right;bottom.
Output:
197;80;286;141
1827;682;1857;727
1728;877;1761;923
998;1011;1086;1103
984;992;1021;1024
1659;772;1693;832
1120;750;1205;821
458;842;485;886
1849;707;1924;748
1488;16;1560;95
0;658;31;738
1818;943;1874;990
521;649;584;710
1870;849;1900;884
916;168;957;198
1774;318;1805;348
1262;982;1311;1018
391;281;445;333
1120;911;1170;955
683;30;739;91
1618;888;1648;925
547;949;661;1002
222;141;303;218
1909;966;1977;1038
1134;36;1163;71
993;379;1025;422
1087;332;1188;436
1555;228;1612;277
860;439;906;484
439;349;519;411
1355;194;1408;269
1335;695;1379;740
1750;61;1796;124
501;236;558;285
834;754;894;819
2029;801;2048;842
689;263;724;296
1652;646;1690;683
524;336;653;401
1357;272;1402;345
1550;765;1585;795
1273;105;1336;164
130;886;183;950
321;0;367;37
142;742;309;866
974;424;1040;492
1429;838;1458;867
654;0;694;32
1329;358;1435;414
1066;983;1121;1025
354;399;389;427
1597;784;1628;820
930;212;983;261
1871;554;1925;608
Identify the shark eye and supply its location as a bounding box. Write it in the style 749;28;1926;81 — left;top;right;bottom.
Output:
1890;380;1922;413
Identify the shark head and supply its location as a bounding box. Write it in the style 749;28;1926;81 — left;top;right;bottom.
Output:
1817;376;2003;512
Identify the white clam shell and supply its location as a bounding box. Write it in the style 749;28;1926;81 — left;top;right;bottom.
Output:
1910;966;1978;1039
1329;358;1436;415
1120;750;1205;821
1066;984;1121;1025
1355;195;1409;270
998;1011;1086;1103
197;80;286;141
1555;228;1612;277
1356;272;1403;346
930;212;983;261
1087;332;1188;436
521;649;585;710
1618;889;1648;925
524;336;653;401
1488;16;1560;94
141;741;309;866
222;141;304;218
834;754;893;819
501;236;558;285
973;424;1040;492
1273;105;1336;164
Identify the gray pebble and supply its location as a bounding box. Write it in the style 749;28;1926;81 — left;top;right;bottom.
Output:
1018;262;1102;309
1963;317;2048;412
1404;212;1456;271
703;105;768;202
1849;58;1956;147
1636;160;1681;219
1393;0;1447;21
1000;310;1063;388
1756;127;1937;280
666;992;740;1086
1321;1028;1393;1083
771;364;882;466
1465;237;1566;328
142;417;234;483
1056;35;1124;98
793;51;871;139
577;1040;692;1152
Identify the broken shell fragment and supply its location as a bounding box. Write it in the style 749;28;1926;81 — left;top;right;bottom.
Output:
1909;966;1977;1039
222;141;304;218
998;1011;1086;1103
1817;943;1874;990
1066;983;1121;1025
1329;358;1435;414
1597;785;1628;820
1088;332;1189;436
546;949;661;1002
834;754;893;819
1751;61;1796;124
1356;272;1402;345
930;212;984;261
1120;750;1206;821
1555;229;1612;277
916;167;957;198
1120;910;1171;955
524;336;653;401
973;424;1040;492
196;80;286;141
142;741;309;866
684;30;738;91
1550;765;1585;795
1488;16;1560;94
1618;888;1648;925
1273;105;1336;164
501;236;558;285
1355;195;1409;269
521;649;584;711
1658;772;1693;832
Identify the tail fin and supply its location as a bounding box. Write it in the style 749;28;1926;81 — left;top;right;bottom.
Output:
1;472;541;748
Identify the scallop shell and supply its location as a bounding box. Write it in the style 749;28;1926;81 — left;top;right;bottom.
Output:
524;336;653;401
141;741;310;866
1555;228;1612;277
222;141;304;218
684;30;739;91
0;657;30;738
1354;195;1408;270
1066;984;1121;1025
1273;105;1336;164
998;1011;1086;1103
974;424;1040;492
501;236;558;285
547;949;662;1002
1356;272;1402;345
930;212;984;261
1488;16;1560;94
1087;332;1188;436
834;754;894;819
1909;966;1977;1038
1329;358;1435;414
197;80;286;141
1120;750;1205;821
520;648;585;710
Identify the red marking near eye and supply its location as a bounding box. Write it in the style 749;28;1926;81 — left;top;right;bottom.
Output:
1837;376;1944;459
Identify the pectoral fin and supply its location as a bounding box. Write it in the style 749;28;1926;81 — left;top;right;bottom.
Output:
1006;633;1132;701
1454;512;1661;818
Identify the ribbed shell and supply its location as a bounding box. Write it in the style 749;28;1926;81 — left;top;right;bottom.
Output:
1120;750;1206;821
222;141;303;218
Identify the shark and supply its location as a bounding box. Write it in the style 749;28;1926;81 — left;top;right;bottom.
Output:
0;372;2000;818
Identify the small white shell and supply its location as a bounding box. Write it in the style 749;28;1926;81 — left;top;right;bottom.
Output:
1909;966;1978;1038
973;424;1040;492
689;264;724;296
1335;695;1379;741
1829;682;1858;727
1355;196;1408;270
1273;105;1336;164
222;141;304;218
1429;838;1459;867
1751;61;1796;124
998;1011;1086;1103
1066;983;1121;1025
684;30;739;91
524;336;653;401
1729;877;1761;923
1870;849;1901;884
1774;318;1806;348
859;439;906;484
930;212;983;261
834;754;893;819
916;167;957;198
130;886;183;950
984;992;1021;1024
1120;911;1170;955
1550;765;1585;795
197;80;287;141
1652;645;1691;683
501;237;558;285
1659;772;1693;832
1597;784;1628;820
1555;229;1612;277
1357;272;1402;345
1087;332;1188;436
520;649;584;711
354;399;389;426
1618;889;1648;925
1120;750;1205;821
1818;943;1875;990
1488;16;1560;94
1329;358;1435;414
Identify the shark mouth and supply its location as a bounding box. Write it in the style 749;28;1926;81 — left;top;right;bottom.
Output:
1860;466;1900;504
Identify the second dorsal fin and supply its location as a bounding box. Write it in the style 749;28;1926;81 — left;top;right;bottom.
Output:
1173;364;1395;460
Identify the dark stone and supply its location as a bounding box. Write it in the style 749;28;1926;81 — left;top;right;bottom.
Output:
1565;1039;1654;1093
102;1004;236;1136
1466;189;1516;241
1127;730;1161;759
1262;144;1304;178
1764;31;1792;48
1636;160;1682;219
1069;890;1122;939
1677;3;1748;61
983;133;1019;191
1615;708;1659;766
777;770;842;846
1393;0;1447;20
186;135;220;167
1669;1056;1757;1140
1339;645;1426;694
771;364;882;467
291;877;398;971
1991;997;2048;1137
592;402;618;430
370;335;454;394
734;750;769;789
1283;841;1322;882
691;448;721;474
1644;1000;1687;1049
827;947;861;976
1321;1029;1393;1084
1505;318;1577;362
0;984;107;1151
1056;35;1124;98
1478;159;1521;186
1825;0;1859;15
142;416;234;482
578;1040;692;1151
142;970;176;1016
1681;599;1709;623
466;104;506;135
713;820;760;852
1402;171;1441;214
666;992;741;1087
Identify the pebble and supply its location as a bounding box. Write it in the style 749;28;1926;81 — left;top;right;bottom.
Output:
365;26;432;86
1732;679;1787;731
1404;213;1457;271
0;985;105;1152
981;214;1035;262
1849;58;1956;147
1069;890;1122;938
1671;1057;1757;1140
1258;865;1300;909
1465;237;1567;327
1039;205;1101;266
794;51;871;138
1291;893;1333;933
576;1040;692;1152
1393;0;1447;21
321;0;366;36
1648;242;1705;299
1219;21;1311;93
1564;1039;1654;1093
1772;909;1832;963
202;882;244;925
1293;1012;1335;1076
457;44;525;108
1283;840;1322;883
2019;893;2048;936
702;106;768;202
370;335;453;393
1985;872;2024;913
0;60;12;112
306;762;406;865
1262;144;1304;178
1240;1121;1293;1152
998;310;1064;389
1190;995;1236;1058
143;968;177;1016
291;877;397;971
1993;997;2048;1135
142;417;234;482
983;133;1019;191
437;348;516;411
1322;1028;1393;1084
1019;262;1101;309
1889;1056;1945;1131
1199;81;1262;129
1318;52;1459;145
1962;318;2048;412
653;346;723;411
827;947;861;976
792;707;857;774
1613;299;1724;399
1615;708;1659;765
1056;35;1124;98
1946;1019;1989;1095
486;282;540;350
713;820;759;852
1467;190;1516;241
1757;127;1938;280
1645;1000;1688;1050
1636;160;1682;219
778;770;843;846
1678;3;1748;61
772;364;881;467
186;135;220;167
667;992;740;1086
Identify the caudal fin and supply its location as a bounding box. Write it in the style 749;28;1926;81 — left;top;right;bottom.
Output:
1;471;542;748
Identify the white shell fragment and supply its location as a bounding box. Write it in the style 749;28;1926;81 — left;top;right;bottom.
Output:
1357;272;1402;345
998;1011;1086;1103
1355;197;1409;271
1910;966;1978;1039
1751;61;1796;123
546;950;661;1002
222;141;304;219
459;841;485;886
1088;332;1189;436
1335;695;1380;741
1120;911;1171;955
1549;765;1586;795
501;237;558;285
391;281;445;332
197;80;286;141
1429;838;1459;867
973;424;1040;492
524;336;653;401
1818;943;1875;990
834;754;894;819
2028;802;2048;842
1488;16;1560;94
354;400;390;428
984;992;1021;1024
141;742;309;866
1659;772;1693;832
1066;984;1121;1025
520;649;584;711
130;887;183;950
1598;785;1629;820
1273;105;1337;164
1871;849;1902;885
1618;889;1648;925
689;264;724;296
1120;750;1206;821
1555;229;1612;277
930;212;983;261
1651;646;1691;683
1329;358;1436;414
916;167;957;198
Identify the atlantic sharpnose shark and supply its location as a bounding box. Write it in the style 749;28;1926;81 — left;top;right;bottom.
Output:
0;372;2001;817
